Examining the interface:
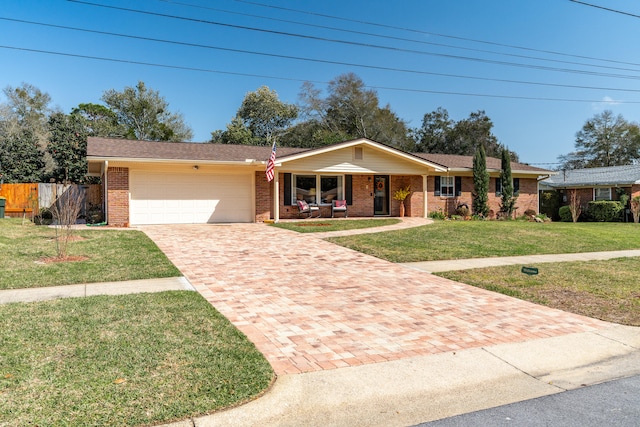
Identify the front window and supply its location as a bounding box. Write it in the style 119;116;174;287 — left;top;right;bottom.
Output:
594;187;611;201
293;174;344;205
321;175;343;204
441;176;454;197
295;175;317;204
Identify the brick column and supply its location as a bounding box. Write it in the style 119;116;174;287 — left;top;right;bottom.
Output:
107;167;129;227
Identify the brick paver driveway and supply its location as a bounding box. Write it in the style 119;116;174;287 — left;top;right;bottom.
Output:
143;224;605;375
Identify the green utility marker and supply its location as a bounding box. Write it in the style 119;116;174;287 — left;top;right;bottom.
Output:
521;266;539;275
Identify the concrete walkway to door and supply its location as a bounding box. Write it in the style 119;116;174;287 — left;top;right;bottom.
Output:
142;223;607;376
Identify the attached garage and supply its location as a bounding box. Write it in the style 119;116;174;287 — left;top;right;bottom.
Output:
129;170;254;225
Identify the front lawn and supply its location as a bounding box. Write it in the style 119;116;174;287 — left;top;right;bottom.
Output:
271;218;400;233
438;257;640;326
327;221;640;263
0;291;274;426
0;218;181;289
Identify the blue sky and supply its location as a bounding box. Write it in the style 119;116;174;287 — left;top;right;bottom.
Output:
2;0;640;166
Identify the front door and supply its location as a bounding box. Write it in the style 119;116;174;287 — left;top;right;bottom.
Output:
374;175;389;215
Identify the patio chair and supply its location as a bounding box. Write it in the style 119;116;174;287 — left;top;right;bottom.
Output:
297;200;320;218
331;200;348;218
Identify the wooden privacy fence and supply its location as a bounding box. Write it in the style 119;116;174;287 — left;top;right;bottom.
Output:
0;183;102;218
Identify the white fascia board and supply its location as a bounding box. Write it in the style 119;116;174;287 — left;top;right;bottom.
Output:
87;156;259;166
277;138;447;172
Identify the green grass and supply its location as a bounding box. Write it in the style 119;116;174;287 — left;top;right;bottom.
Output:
0;218;181;289
327;220;640;262
0;291;274;426
438;257;640;326
271;218;401;233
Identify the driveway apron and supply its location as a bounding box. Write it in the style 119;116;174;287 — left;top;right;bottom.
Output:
142;224;606;375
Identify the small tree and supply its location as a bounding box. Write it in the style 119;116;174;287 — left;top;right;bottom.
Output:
631;196;640;224
499;148;517;218
472;144;489;217
568;189;582;223
49;185;84;259
393;186;411;217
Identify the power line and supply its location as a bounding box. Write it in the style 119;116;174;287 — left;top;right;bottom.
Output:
66;0;640;81
4;44;640;104
569;0;640;19
155;0;640;73
235;0;640;69
6;16;640;93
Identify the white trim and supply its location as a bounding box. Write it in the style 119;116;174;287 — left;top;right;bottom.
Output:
273;171;280;222
422;174;428;218
593;187;612;201
277;138;447;172
291;173;344;206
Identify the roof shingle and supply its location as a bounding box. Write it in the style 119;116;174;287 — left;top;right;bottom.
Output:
87;137;308;162
542;165;640;187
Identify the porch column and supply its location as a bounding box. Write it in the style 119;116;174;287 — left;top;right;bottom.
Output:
273;170;280;223
422;174;428;218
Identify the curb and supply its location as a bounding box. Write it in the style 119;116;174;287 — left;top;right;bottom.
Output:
0;276;195;305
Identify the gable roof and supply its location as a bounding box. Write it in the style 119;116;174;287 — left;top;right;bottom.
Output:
86;137;553;176
412;153;551;174
276;138;447;171
86;137;308;163
542;164;640;188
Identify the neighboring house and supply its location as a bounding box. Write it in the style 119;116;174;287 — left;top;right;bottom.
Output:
86;137;553;226
540;165;640;204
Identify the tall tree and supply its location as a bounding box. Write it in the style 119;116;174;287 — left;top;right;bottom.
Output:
499;148;517;217
415;108;518;161
2;83;51;132
101;81;193;141
237;86;298;146
47;112;88;183
414;107;453;153
0;83;52;178
0;128;44;182
212;86;297;146
558;110;640;170
472;144;489;217
71;103;123;137
291;73;413;148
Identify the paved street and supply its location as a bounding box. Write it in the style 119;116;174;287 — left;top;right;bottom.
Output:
417;374;640;427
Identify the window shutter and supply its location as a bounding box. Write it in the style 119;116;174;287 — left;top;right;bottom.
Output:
284;173;292;206
434;176;441;196
514;178;520;195
345;175;353;205
455;176;462;197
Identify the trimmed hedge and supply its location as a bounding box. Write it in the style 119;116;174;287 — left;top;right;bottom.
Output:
587;201;624;222
558;205;573;222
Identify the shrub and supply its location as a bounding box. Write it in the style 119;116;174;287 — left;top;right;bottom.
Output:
429;210;446;220
587;201;624;222
524;209;536;217
558;205;573;222
456;204;470;217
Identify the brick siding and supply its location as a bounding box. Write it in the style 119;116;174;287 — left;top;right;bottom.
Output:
427;176;540;218
107;167;129;227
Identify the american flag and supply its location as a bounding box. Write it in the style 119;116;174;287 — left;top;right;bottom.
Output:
265;141;277;182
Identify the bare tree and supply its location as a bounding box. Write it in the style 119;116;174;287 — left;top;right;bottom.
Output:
568;190;582;223
49;185;83;258
631;196;640;224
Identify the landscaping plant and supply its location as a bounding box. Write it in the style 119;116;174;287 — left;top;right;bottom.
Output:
472;144;489;217
48;184;84;259
568;189;582;223
499;148;517;218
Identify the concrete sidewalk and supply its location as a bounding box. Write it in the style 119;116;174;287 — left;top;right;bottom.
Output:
402;249;640;273
165;324;640;427
0;276;194;304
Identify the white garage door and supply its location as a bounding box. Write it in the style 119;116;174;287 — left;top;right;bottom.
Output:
130;171;253;224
